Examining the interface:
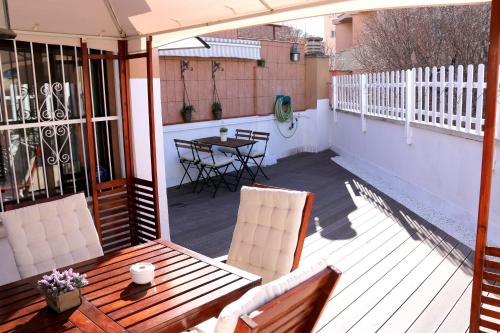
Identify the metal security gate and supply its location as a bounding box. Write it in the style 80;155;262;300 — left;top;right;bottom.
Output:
0;37;160;253
0;40;124;211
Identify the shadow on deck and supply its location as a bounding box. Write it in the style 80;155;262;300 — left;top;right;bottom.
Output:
167;149;473;332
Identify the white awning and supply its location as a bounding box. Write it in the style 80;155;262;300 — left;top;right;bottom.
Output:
158;37;261;60
7;0;490;43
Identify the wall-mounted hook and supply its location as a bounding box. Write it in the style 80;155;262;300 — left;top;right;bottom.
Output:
180;60;193;79
212;61;224;79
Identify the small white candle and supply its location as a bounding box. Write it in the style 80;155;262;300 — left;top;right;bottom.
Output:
130;262;155;284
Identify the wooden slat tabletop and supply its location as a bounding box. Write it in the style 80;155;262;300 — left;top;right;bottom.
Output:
0;240;261;333
195;136;256;148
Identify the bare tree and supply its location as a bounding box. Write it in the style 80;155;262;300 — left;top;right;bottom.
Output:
277;24;308;43
353;5;490;72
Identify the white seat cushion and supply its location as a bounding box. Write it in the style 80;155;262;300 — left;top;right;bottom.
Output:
227;186;307;284
201;155;235;168
180;153;198;162
218;147;237;155
1;193;103;278
186;259;329;333
0;236;21;285
215;258;329;333
240;149;264;158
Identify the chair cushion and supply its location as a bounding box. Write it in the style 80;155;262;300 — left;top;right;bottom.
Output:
227;186;307;284
214;258;329;333
1;193;103;278
180;153;197;162
240;149;264;158
201;155;235;168
218;147;237;155
0;236;21;285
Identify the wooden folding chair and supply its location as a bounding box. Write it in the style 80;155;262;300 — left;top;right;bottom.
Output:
234;266;341;333
244;131;270;182
252;183;314;271
193;141;236;197
219;128;253;157
174;139;200;189
222;183;315;283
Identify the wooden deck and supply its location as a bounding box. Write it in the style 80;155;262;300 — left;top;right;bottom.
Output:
168;150;474;333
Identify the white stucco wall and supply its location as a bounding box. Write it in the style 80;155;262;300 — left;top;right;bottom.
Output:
331;111;500;246
129;78;170;240
163;99;332;188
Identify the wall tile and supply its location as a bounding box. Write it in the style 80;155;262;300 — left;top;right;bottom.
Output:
165;80;175;102
198;60;212;81
198;80;212;100
160;40;307;125
174;80;184;103
187;80;199;102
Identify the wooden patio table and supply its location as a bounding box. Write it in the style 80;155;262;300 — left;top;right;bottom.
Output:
195;136;257;188
0;239;261;333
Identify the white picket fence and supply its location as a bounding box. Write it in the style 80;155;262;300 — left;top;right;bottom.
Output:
332;64;500;139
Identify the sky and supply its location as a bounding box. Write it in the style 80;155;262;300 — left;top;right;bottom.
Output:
284;16;325;39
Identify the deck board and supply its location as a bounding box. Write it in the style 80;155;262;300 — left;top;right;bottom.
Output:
168;150;473;332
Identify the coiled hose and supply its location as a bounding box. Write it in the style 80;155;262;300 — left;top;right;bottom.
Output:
274;95;298;138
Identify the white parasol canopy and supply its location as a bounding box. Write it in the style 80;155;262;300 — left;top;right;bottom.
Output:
6;0;490;46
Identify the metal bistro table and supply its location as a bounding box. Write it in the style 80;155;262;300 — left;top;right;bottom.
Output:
0;240;261;333
195;136;256;188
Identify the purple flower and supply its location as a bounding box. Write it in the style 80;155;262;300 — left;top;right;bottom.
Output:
37;269;88;296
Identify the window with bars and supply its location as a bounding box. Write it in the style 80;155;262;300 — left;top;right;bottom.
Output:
0;40;124;210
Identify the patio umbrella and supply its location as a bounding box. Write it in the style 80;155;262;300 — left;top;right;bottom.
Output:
4;0;490;44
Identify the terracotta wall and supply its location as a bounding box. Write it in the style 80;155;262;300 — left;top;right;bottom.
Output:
159;41;305;125
335;20;353;53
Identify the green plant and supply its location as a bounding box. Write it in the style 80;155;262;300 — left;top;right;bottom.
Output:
212;101;223;120
212;101;222;112
180;104;195;122
219;127;228;133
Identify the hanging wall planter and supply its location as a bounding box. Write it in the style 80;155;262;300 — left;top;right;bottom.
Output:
212;101;222;120
212;61;224;120
181;104;195;122
180;60;195;123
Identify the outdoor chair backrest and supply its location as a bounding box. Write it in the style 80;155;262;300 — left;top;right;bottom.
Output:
1;193;103;278
251;131;270;154
214;259;341;333
174;139;196;161
226;183;315;284
235;129;252;140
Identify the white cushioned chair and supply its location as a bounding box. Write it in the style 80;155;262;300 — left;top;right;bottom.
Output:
188;258;341;333
226;184;315;284
1;193;103;278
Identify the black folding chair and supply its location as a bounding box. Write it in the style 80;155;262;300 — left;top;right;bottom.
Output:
193;141;236;197
242;131;270;182
219;129;254;176
174;139;200;189
218;129;253;156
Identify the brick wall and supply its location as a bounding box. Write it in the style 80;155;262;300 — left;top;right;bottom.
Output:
159;40;305;125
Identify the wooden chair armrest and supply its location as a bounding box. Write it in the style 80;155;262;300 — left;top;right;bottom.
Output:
214;254;228;263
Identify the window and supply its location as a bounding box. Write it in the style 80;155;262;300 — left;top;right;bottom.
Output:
331;31;336;38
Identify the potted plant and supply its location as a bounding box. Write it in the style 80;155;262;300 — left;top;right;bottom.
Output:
38;269;88;313
220;127;228;142
181;104;195;122
212;101;222;120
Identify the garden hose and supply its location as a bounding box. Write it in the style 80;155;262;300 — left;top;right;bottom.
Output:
274;95;298;138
